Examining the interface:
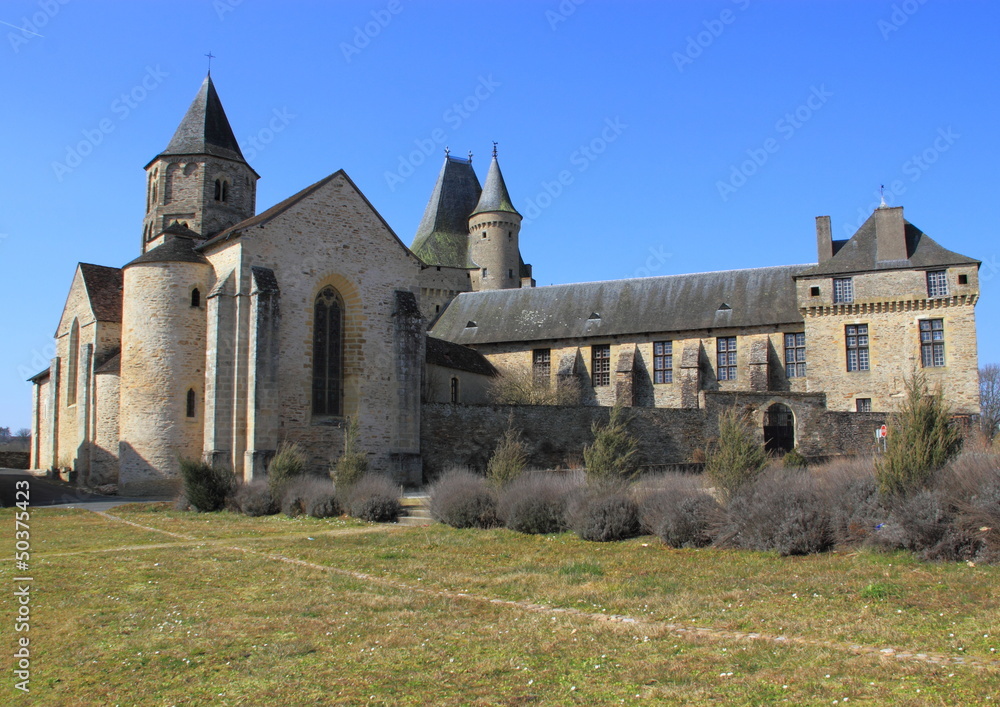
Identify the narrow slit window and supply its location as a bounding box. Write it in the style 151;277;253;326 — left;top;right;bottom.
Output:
186;389;196;418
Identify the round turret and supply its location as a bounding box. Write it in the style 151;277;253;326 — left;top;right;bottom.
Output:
468;153;522;291
118;233;211;494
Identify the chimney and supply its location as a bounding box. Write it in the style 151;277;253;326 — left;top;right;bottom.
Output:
815;216;833;263
875;206;908;262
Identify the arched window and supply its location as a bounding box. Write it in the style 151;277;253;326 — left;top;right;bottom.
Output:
214;179;223;201
312;286;343;416
186;389;196;418
191;288;201;308
66;319;79;406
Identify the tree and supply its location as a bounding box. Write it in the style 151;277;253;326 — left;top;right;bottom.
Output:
487;364;581;406
0;427;10;441
15;428;31;441
875;372;962;496
703;405;768;498
980;364;1000;441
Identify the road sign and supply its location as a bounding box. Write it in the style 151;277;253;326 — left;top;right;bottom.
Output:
879;424;887;438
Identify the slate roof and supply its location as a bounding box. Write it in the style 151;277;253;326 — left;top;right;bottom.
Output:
126;234;210;267
410;156;482;268
429;265;810;346
471;156;520;217
426;336;497;376
78;263;123;323
149;74;249;167
798;210;979;278
27;367;50;383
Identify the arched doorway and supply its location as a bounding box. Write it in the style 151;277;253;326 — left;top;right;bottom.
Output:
763;403;795;453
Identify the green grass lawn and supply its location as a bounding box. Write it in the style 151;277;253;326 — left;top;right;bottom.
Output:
3;504;999;705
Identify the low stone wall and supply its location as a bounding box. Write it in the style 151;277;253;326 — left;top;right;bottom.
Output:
0;452;30;469
420;401;890;481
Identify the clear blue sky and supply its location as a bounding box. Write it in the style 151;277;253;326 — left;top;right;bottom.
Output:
2;0;997;429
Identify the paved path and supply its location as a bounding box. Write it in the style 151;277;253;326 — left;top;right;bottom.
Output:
0;468;171;510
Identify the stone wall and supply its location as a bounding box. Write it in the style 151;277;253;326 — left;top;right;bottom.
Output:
0;452;30;469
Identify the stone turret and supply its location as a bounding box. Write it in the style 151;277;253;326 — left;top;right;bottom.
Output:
468;151;524;291
141;74;258;251
118;231;211;494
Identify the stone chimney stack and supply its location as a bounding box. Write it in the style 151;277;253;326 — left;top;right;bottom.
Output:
875;206;908;262
815;215;833;263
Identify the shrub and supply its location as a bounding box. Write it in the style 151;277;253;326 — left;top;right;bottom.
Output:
637;473;719;548
870;489;953;556
179;458;236;512
497;472;578;534
343;474;400;523
713;469;832;556
282;477;340;518
704;406;767;498
234;480;278;517
583;405;640;483
783;448;808;469
428;469;499;529
487;423;529;488
267;442;308;499
333;416;369;489
875;372;962;497
816;457;884;547
487;363;581;405
566;485;641;542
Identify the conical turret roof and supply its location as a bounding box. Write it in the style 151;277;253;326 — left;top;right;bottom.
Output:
410;156;482;268
153;74;247;164
471;155;520;217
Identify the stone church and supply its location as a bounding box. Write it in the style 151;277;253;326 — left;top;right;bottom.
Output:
28;76;982;493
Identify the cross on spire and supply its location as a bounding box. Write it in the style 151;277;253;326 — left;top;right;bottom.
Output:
205;51;216;75
492;141;498;158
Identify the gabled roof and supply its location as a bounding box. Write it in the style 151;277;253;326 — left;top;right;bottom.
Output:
471;155;520;217
430;265;809;346
126;234;210;267
147;74;250;169
79;264;123;323
410;156;482;268
797;210;979;278
426;336;497;377
198;170;421;262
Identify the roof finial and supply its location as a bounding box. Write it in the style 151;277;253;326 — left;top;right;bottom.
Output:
492;141;498;158
468;150;473;163
879;184;887;208
205;51;216;76
444;146;450;157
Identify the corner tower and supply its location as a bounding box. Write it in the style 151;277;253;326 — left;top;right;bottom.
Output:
410;154;481;268
141;74;258;252
468;149;526;290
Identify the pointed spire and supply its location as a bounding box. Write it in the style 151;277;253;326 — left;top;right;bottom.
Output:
471;151;520;217
410;155;482;268
159;75;246;163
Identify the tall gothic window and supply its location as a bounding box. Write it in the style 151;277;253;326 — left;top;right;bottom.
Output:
312;286;344;417
66;319;79;406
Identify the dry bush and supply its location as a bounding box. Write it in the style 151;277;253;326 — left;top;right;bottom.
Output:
815;457;883;547
713;469;832;556
281;477;340;518
428;469;499;529
233;480;279;517
487;423;528;488
333;416;369;489
566;484;641;542
342;474;400;523
497;472;580;534
636;473;719;548
487;364;581;405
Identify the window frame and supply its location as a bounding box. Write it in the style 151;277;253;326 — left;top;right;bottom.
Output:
856;398;872;413
591;344;611;387
311;286;345;418
845;323;870;372
926;270;949;298
716;336;737;381
784;332;806;378
532;348;551;388
919;319;945;367
833;277;854;304
653;341;673;384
